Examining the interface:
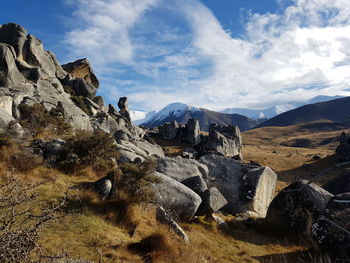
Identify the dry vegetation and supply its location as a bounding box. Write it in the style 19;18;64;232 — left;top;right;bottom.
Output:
1;111;348;262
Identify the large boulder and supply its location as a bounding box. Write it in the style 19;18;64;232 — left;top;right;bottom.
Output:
181;176;208;196
152;172;202;221
311;193;350;256
266;180;333;234
198;124;242;159
118;97;131;124
56;101;92;131
322;170;350;195
156;156;208;182
182;118;201;145
62;58;99;89
200;154;277;217
61;74;97;98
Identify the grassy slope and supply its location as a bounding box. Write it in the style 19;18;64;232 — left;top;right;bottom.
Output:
2;121;347;262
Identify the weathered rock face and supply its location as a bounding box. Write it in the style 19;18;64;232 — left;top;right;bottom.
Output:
183;118;201;145
62;58;99;89
156;156;208;182
116;139;164;163
312;193;350;255
158;120;179;140
266;180;333;234
336;132;350;162
198;124;243;159
323;170;350;195
152;172;202;221
0;108;24;136
200;154;277;218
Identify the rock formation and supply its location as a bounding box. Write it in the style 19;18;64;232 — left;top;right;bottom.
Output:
200;154;277;218
336;132;350;162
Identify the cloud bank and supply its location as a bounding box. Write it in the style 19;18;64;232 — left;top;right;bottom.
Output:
64;0;350;111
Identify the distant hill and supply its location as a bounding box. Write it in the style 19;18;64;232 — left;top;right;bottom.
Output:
221;95;344;120
256;97;350;128
140;103;258;131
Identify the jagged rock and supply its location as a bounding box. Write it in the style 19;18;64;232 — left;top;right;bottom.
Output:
0;43;26;86
266;180;333;234
181;176;208;196
152;172;202;221
312;193;350;255
183;118;201;145
198;124;242;159
118;97;131;123
0;23;27;57
158;120;178;139
197;187;228;215
156;206;190;244
62;58;99;88
61;74;97;98
156;156;208;182
323;170;350;195
336;132;350;162
181;147;198;159
200;154;277;217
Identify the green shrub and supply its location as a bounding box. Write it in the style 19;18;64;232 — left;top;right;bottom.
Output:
116;159;159;204
19;103;72;137
58;130;119;173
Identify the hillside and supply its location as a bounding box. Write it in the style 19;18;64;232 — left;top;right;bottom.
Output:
141;103;258;131
256;97;350;128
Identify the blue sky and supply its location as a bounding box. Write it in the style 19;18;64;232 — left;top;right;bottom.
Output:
1;0;350;115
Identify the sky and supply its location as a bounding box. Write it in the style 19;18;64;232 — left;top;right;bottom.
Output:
1;0;350;113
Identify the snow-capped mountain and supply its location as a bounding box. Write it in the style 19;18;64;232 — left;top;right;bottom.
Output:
140;102;258;131
221;95;344;120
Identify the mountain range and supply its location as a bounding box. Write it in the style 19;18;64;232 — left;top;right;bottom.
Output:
139;103;258;131
257;96;350;128
132;95;346;131
221;95;344;120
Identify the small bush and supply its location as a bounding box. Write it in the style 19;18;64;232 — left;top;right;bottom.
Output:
58;130;119;173
116;159;158;204
19;103;72;137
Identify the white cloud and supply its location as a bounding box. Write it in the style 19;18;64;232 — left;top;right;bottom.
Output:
64;0;159;66
64;0;350;112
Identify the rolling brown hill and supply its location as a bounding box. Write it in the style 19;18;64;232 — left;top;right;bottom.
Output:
256;97;350;128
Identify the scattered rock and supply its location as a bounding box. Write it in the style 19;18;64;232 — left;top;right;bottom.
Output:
94;172;117;200
200;154;277;218
266;180;333;234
